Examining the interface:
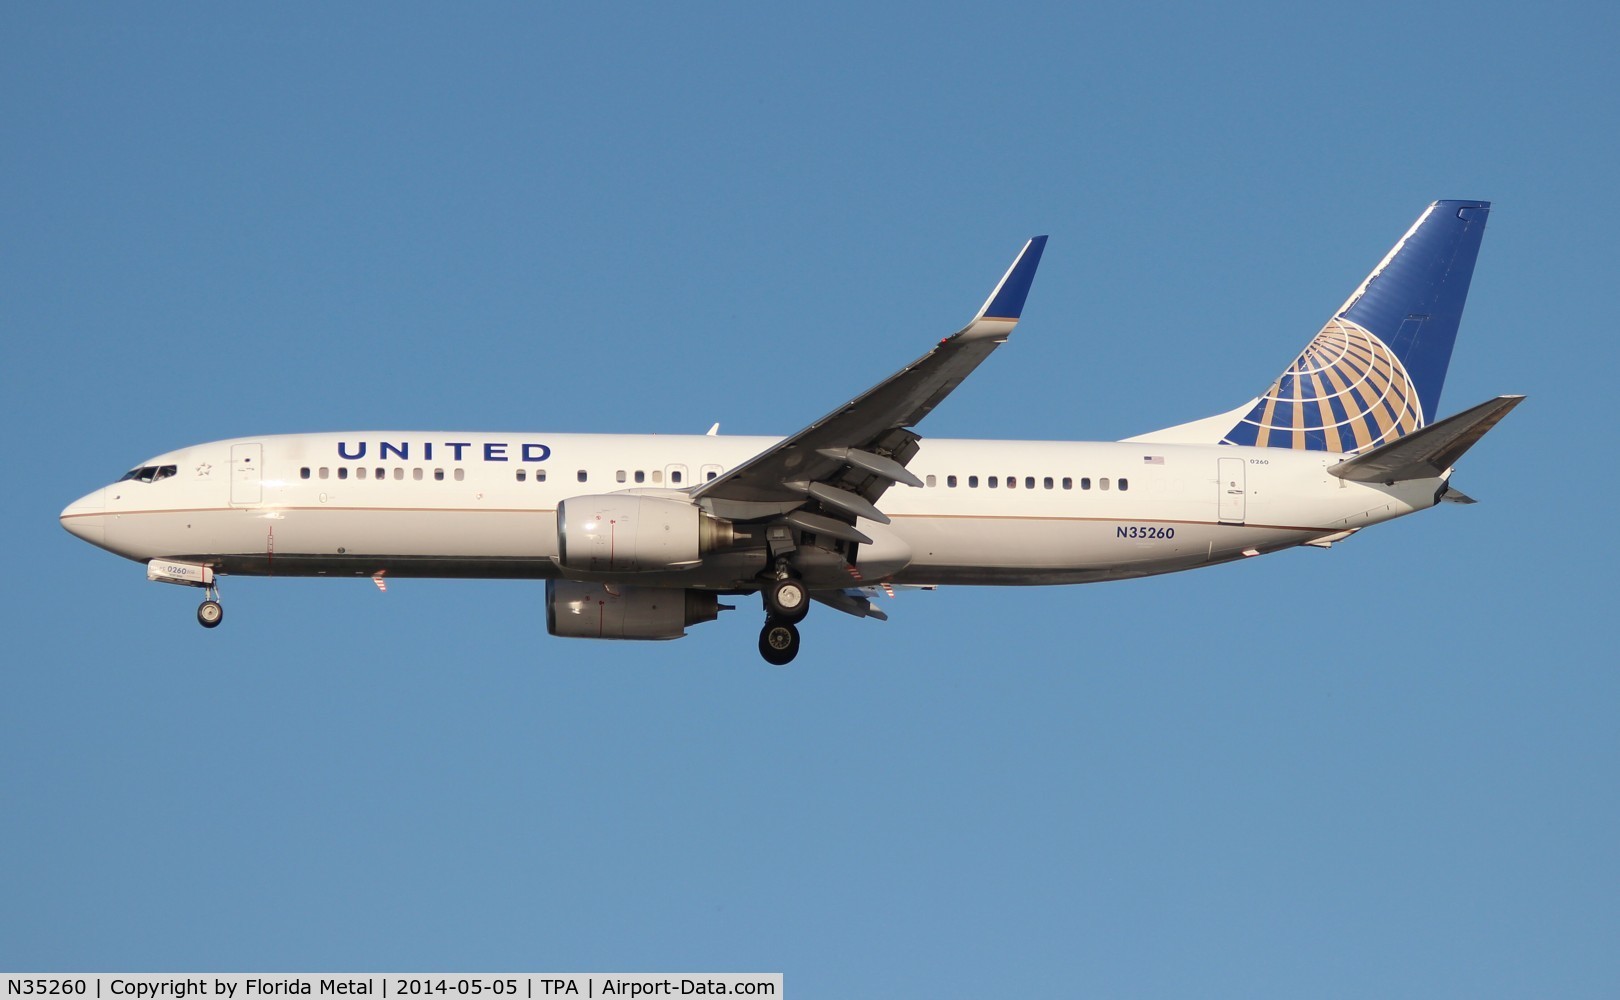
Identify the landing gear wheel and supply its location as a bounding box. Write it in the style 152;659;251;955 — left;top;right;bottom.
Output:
197;600;224;629
764;577;810;624
759;620;800;666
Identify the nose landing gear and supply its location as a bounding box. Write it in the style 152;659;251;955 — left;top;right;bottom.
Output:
196;582;223;629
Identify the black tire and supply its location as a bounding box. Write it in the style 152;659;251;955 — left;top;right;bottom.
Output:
197;600;224;629
758;621;800;665
764;577;810;624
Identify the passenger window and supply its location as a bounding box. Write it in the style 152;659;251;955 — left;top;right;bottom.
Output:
968;475;979;488
454;469;465;481
356;467;367;480
516;469;527;482
376;467;385;480
1025;477;1035;489
1119;478;1129;491
434;469;445;481
1006;476;1016;489
947;475;958;488
577;470;588;483
394;468;404;480
652;470;663;484
337;467;348;480
1043;477;1053;489
536;469;547;483
300;468;311;480
616;470;627;483
1100;477;1110;491
634;470;645;483
671;470;683;484
319;468;330;480
926;474;937;488
1062;477;1073;490
412;468;423;481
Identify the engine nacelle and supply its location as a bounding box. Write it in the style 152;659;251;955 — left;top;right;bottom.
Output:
546;580;725;640
556;494;735;573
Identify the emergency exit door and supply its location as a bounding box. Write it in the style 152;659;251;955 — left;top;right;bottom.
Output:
1218;457;1245;524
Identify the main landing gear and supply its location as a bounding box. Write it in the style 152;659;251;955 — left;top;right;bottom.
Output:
196;582;224;629
759;619;801;666
763;576;809;624
757;566;809;665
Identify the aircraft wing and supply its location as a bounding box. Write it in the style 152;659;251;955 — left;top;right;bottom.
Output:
690;237;1047;523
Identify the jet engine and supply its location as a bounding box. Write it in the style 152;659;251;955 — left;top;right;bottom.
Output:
546;580;727;640
556;495;736;573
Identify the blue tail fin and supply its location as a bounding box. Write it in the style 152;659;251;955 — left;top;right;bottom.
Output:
1131;201;1490;453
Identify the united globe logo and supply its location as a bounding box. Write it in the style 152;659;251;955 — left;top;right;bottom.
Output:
1223;317;1422;453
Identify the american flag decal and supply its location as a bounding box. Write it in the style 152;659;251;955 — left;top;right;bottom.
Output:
372;571;388;593
1143;455;1164;465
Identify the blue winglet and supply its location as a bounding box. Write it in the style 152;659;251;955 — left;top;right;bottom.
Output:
978;236;1048;321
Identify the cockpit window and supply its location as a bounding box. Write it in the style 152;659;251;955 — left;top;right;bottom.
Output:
118;464;178;483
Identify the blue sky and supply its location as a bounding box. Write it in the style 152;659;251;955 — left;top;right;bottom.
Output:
4;3;1617;995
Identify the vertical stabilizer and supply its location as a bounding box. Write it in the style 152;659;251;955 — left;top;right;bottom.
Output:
1128;201;1490;453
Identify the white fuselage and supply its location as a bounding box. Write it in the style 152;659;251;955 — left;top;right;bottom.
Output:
60;431;1441;590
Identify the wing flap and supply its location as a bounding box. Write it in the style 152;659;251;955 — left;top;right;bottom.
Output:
811;588;889;621
781;510;874;545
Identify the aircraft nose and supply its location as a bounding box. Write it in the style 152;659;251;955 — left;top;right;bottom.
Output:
60;487;107;546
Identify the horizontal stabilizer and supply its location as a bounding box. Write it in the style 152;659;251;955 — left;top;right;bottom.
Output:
1329;395;1524;484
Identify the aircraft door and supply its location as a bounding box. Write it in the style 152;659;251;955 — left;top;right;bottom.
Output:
1218;457;1245;524
231;443;263;506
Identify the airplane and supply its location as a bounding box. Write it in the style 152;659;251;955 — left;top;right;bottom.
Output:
60;200;1522;665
